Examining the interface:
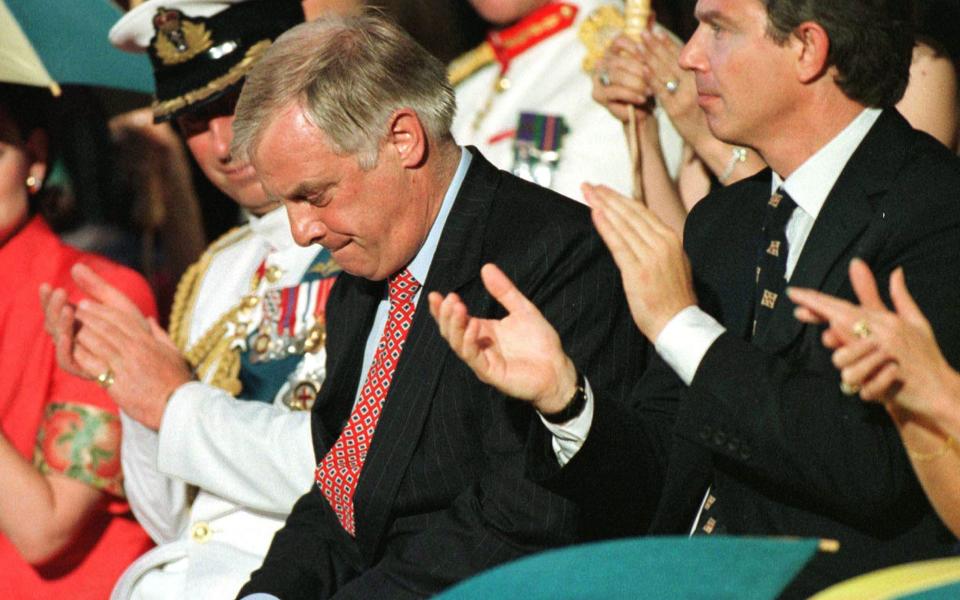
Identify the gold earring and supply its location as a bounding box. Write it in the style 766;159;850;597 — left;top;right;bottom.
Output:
25;175;38;192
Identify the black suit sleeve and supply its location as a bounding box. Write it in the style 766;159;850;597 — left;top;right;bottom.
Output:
238;489;344;599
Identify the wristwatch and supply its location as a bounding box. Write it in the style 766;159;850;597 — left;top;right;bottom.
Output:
541;369;587;424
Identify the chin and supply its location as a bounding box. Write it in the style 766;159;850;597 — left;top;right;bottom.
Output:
233;191;275;215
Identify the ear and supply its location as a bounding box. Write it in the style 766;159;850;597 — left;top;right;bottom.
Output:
25;128;49;185
791;21;830;84
384;108;427;169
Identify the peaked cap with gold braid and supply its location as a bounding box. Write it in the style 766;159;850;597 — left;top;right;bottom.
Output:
109;0;303;122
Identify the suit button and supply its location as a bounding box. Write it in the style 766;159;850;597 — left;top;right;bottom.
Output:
739;445;752;460
726;437;740;453
699;425;712;440
191;521;212;544
713;431;727;446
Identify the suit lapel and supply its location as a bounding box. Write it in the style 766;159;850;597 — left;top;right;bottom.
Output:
719;175;769;341
755;110;911;352
352;149;501;559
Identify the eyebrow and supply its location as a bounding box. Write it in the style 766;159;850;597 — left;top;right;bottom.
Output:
695;9;733;27
286;180;333;202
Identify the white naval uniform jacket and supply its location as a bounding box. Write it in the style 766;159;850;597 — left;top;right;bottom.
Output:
451;0;684;203
114;207;323;599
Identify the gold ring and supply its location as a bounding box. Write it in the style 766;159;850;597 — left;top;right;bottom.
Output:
96;369;115;389
852;319;872;339
840;381;861;396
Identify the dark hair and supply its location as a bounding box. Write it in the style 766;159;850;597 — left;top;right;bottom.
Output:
914;0;960;66
762;0;915;107
0;83;52;141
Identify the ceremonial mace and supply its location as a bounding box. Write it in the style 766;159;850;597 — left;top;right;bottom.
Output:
624;0;651;204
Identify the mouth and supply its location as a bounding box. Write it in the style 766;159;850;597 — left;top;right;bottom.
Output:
696;92;720;109
320;238;353;254
222;164;256;180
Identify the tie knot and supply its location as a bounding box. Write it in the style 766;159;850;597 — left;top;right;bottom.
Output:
769;187;798;211
766;187;798;228
388;268;420;303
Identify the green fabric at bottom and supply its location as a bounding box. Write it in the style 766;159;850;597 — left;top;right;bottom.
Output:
900;581;960;599
437;536;819;600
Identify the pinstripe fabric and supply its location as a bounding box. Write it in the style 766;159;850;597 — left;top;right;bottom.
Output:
241;149;649;599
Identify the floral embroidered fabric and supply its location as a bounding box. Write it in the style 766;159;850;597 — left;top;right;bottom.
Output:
34;402;124;497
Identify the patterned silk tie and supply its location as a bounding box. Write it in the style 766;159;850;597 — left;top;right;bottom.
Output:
752;187;798;339
315;268;421;536
693;188;797;537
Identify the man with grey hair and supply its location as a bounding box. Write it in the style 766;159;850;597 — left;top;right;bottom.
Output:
231;13;652;599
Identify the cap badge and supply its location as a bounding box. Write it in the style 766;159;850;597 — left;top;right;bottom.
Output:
152;8;213;66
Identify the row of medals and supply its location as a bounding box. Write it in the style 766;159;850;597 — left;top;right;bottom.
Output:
248;287;326;362
235;268;327;411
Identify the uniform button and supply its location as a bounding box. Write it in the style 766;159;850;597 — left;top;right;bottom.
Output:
265;265;284;283
699;425;712;441
191;521;212;543
713;431;727;446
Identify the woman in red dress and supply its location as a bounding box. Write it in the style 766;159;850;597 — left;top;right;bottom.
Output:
0;84;154;598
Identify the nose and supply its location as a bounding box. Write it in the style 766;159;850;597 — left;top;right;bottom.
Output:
208;115;235;162
285;202;327;247
678;25;707;73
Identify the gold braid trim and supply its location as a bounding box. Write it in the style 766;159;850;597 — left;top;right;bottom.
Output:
152;39;273;119
578;5;625;74
168;226;258;394
447;41;496;87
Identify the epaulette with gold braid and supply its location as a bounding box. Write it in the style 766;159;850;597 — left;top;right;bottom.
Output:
168;226;255;394
447;41;496;87
578;5;625;74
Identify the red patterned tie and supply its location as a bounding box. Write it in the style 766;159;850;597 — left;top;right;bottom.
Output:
315;268;421;535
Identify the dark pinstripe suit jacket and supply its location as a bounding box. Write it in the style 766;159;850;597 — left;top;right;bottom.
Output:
239;149;653;599
565;110;960;598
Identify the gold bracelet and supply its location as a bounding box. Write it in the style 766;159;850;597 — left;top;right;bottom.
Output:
906;434;957;462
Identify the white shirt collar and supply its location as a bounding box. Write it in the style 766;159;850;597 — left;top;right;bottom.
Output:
773;107;882;219
247;204;296;251
405;148;472;285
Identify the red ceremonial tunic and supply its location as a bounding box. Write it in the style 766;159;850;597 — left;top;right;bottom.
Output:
0;215;155;599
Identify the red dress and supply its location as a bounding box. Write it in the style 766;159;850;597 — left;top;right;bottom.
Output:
0;216;155;599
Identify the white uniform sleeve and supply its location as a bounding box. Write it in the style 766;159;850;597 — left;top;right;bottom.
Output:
120;410;190;544
156;382;315;514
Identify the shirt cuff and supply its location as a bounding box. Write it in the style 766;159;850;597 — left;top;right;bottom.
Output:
654;306;726;385
540;379;594;467
240;595;281;600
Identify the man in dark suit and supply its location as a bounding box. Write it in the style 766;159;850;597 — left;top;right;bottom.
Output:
228;13;652;599
435;0;960;596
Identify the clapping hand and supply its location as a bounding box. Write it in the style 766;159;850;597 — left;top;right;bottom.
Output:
428;264;577;416
40;264;191;430
788;259;957;421
584;183;697;341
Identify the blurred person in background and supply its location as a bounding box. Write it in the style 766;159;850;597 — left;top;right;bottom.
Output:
0;83;155;600
448;0;685;211
42;1;356;597
898;0;959;151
